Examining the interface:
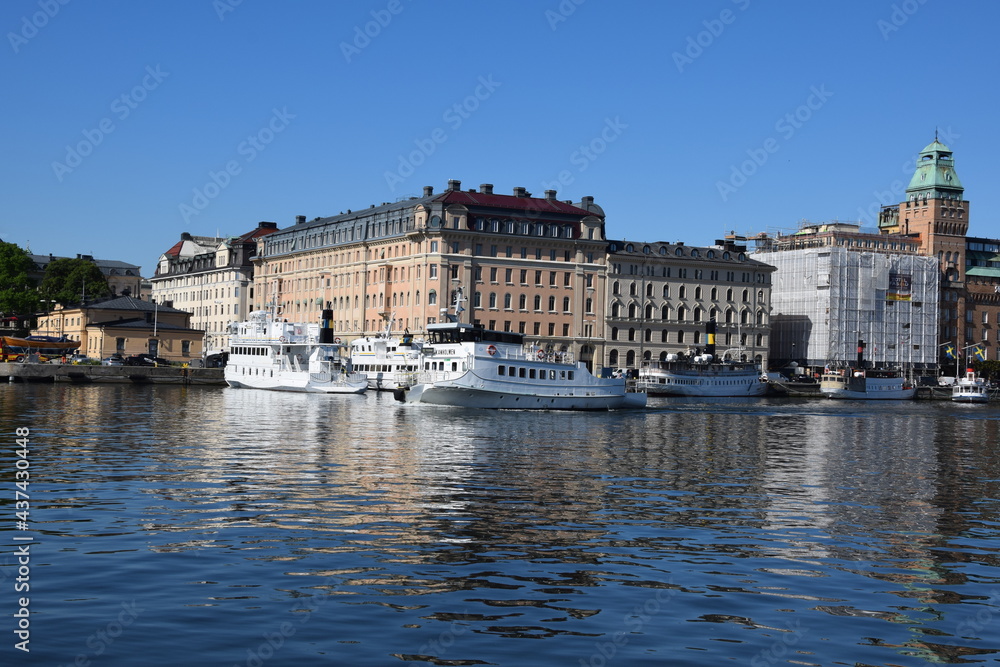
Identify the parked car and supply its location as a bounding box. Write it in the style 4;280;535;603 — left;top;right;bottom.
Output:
124;353;171;367
67;354;90;364
102;354;125;366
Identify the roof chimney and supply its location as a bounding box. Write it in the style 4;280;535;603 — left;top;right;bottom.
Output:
448;179;462;192
580;196;594;208
181;232;193;241
479;183;493;194
423;186;434;197
296;215;306;224
259;221;278;229
544;190;557;200
513;186;527;197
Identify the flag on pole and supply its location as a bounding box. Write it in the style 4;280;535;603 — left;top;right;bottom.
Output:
974;345;987;361
944;344;955;359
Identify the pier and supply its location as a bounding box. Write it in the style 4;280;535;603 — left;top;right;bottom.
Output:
1;362;226;385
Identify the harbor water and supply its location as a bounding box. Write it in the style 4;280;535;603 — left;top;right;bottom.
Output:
2;383;999;666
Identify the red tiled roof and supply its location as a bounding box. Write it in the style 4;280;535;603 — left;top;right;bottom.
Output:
163;240;185;257
237;225;280;243
433;190;598;217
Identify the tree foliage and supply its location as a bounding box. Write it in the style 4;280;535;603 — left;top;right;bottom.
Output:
39;258;110;306
0;241;39;317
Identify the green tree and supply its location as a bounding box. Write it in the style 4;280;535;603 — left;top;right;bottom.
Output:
0;241;39;317
39;258;110;306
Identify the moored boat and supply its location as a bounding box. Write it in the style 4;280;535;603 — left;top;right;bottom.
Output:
952;368;990;403
819;368;915;400
225;308;367;394
393;320;644;410
635;321;767;397
349;330;425;390
1;335;80;362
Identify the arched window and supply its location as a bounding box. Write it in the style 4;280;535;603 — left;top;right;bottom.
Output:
644;328;652;342
645;304;654;319
534;295;542;310
488;292;497;308
609;349;619;366
677;306;686;321
626;350;636;367
611;302;620;317
503;293;512;309
628;328;636;341
611;327;618;341
662;285;670;298
693;307;702;322
660;330;668;343
661;305;670;320
628;303;637;318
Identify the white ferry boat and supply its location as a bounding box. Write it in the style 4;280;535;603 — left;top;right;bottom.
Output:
819;368;915;400
349;331;425;390
952;368;990;403
635;321;767;397
225;309;367;394
393;321;645;410
637;354;767;397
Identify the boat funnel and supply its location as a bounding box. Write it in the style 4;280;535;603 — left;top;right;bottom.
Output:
320;309;334;344
706;320;716;358
856;339;865;369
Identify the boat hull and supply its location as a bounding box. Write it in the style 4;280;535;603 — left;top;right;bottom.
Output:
820;386;916;400
225;372;367;394
397;378;645;410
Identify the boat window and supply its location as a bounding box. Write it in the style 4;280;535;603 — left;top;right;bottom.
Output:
560;371;566;380
568;371;574;380
529;369;537;379
519;368;526;378
498;365;506;376
549;370;556;380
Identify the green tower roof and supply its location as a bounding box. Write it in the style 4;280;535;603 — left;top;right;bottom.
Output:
906;138;963;196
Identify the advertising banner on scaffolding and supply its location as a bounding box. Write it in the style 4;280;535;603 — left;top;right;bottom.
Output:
887;272;912;301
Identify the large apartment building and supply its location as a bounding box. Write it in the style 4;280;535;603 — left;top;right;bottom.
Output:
253;181;611;369
605;236;775;370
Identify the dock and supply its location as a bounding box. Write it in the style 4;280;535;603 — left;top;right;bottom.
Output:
1;362;226;386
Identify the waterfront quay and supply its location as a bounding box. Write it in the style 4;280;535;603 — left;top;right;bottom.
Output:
0;362;225;385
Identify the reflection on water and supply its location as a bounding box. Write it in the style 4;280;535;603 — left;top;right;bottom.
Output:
1;384;999;666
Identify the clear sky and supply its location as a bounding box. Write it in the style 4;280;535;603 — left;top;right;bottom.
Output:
3;0;999;274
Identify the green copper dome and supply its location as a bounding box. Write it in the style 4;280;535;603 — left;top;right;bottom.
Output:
906;139;963;196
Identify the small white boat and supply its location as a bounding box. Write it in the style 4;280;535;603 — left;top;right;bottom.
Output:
819;368;915;400
393;320;645;410
952;368;990;403
225;310;367;394
349;331;425;390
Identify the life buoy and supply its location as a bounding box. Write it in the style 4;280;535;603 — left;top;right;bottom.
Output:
334;337;341;344
487;345;497;356
537;349;545;359
279;336;287;343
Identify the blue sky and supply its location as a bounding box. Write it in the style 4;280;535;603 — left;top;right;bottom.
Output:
3;0;999;274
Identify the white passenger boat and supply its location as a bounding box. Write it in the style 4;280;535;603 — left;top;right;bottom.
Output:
819;368;915;400
952;368;990;403
635;321;767;397
349;331;425;390
225;309;367;394
393;321;645;410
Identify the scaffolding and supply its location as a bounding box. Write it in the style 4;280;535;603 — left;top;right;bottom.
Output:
757;246;939;370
